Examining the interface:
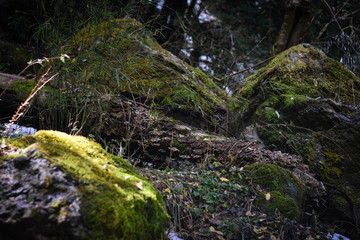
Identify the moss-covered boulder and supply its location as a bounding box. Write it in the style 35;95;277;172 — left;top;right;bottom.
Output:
245;163;305;220
232;43;360;131
233;43;360;234
0;130;169;239
46;18;228;134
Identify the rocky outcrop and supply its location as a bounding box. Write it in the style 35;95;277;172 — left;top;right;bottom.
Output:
1;18;230;136
0;130;169;239
232;43;360;236
52;18;229;134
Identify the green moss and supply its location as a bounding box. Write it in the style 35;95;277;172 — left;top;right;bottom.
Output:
245;163;304;220
7;78;54;102
236;43;360;125
320;149;344;181
58;18;228;117
259;128;283;144
8;79;36;100
263;108;281;122
5;130;169;239
256;190;300;219
255;94;283;123
282;94;308;109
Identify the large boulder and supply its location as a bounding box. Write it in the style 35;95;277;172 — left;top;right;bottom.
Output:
1;18;230;138
232;43;360;236
52;18;229;134
0;130;169;239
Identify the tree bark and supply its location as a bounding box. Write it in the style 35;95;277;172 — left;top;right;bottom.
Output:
273;0;314;54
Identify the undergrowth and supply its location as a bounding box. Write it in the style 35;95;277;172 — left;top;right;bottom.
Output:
138;165;333;240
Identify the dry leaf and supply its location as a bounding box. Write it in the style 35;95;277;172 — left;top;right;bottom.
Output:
132;181;143;190
265;192;271;201
163;188;171;194
246;210;255;217
219;177;229;182
270;234;278;240
209;226;223;235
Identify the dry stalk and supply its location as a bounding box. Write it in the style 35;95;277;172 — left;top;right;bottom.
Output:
2;67;58;137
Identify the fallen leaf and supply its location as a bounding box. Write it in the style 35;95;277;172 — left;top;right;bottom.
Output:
253;226;267;234
163;188;171;194
246;210;255;217
209;226;223;235
270;234;278;240
132;181;143;190
219;177;229;182
266;192;271;201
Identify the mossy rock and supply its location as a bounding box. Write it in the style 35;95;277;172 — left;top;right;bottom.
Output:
231;43;360;133
54;18;228;123
234;43;360;232
245;163;304;220
0;130;169;239
233;43;360;182
238;43;360;103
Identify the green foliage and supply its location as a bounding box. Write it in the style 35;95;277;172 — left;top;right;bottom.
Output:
160;168;249;229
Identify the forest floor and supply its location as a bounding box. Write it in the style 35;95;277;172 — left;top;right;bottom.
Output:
137;164;339;240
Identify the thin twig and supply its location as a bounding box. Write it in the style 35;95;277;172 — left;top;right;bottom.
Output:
215;55;276;82
317;0;348;40
242;30;270;61
3;67;58;137
322;0;343;32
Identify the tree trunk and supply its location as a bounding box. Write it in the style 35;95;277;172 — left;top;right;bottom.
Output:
273;0;314;54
